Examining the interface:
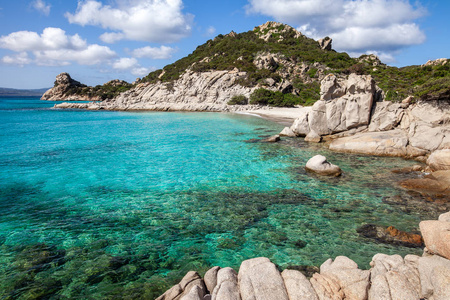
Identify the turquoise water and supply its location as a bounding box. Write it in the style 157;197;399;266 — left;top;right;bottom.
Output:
0;97;425;298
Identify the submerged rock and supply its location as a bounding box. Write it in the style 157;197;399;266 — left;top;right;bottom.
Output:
305;155;341;176
399;170;450;196
356;224;424;248
262;134;280;143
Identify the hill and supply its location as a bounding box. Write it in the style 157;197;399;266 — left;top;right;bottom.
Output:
43;21;450;106
0;87;50;97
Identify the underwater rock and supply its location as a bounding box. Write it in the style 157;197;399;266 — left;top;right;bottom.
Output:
305;155;341;176
356;224;424;248
399;170;450;197
262;134;280;143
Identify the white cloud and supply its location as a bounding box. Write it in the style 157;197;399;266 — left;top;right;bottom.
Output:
246;0;427;58
0;28;86;52
32;0;51;16
111;57;153;78
131;45;176;59
131;67;153;77
33;45;116;66
0;28;116;66
113;57;139;70
65;0;194;43
206;26;216;36
1;52;32;66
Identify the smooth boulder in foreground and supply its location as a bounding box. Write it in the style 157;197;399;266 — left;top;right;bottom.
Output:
305;155;342;176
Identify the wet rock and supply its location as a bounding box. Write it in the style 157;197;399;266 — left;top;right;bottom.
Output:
420;220;450;260
262;135;280;143
280;127;296;137
305;130;321;143
356;224;424;248
238;257;289;300
305;155;341;177
428;149;450;171
281;269;318;300
399;170;450;196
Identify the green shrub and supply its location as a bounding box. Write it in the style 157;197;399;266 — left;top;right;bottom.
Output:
228;95;248;105
249;88;298;107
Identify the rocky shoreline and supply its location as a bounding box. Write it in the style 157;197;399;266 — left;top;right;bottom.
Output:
156;213;450;300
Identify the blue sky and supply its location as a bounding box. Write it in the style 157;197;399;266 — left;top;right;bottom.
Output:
0;0;448;89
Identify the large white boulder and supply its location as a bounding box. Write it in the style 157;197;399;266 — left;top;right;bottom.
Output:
305;155;342;176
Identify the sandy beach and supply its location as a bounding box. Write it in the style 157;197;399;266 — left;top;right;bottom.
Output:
239;107;308;126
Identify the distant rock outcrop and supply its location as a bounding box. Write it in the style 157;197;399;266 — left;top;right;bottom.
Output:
318;37;332;51
41;73;98;101
41;73;131;101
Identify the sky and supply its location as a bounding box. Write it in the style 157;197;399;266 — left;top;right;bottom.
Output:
0;0;449;89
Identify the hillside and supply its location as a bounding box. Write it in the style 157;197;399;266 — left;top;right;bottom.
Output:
43;21;450;105
0;87;49;97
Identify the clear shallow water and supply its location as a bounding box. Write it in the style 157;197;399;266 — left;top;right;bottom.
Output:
0;97;425;298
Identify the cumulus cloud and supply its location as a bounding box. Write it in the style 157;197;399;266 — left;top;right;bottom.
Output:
131;45;176;59
32;0;51;16
65;0;194;43
112;57;152;77
0;27;116;66
246;0;427;59
1;52;32;66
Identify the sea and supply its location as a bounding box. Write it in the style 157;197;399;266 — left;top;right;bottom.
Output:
0;97;426;298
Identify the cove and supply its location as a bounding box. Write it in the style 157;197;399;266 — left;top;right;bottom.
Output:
0;97;428;298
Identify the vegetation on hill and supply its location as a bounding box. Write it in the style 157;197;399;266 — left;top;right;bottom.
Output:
53;22;450;105
140;22;449;106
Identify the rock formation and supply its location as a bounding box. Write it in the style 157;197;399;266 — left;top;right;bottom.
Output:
305;155;342;176
41;73;97;101
156;212;450;299
318;37;332;51
285;73;450;160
